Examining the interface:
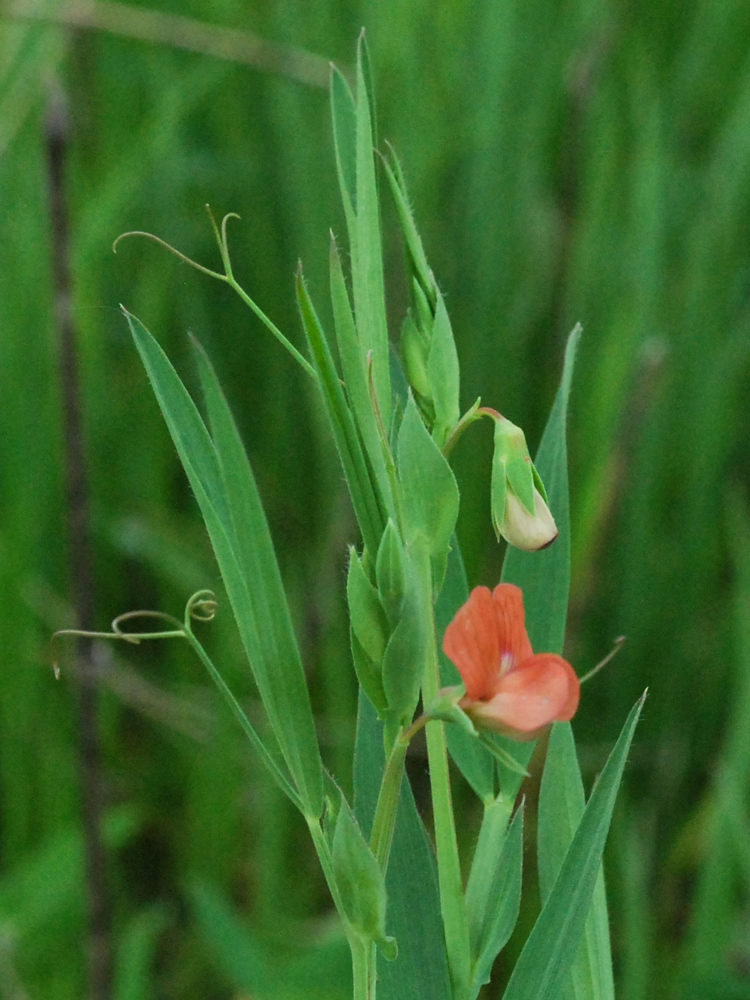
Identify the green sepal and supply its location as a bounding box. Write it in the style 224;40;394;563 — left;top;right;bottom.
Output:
332;793;396;958
424;684;478;739
493;417;536;516
505;457;536;516
490;456;507;543
350;627;388;717
381;555;427;726
531;460;549;504
428;291;461;448
382;145;435;308
347;546;390;665
397;394;460;592
376;519;407;626
412;277;434;336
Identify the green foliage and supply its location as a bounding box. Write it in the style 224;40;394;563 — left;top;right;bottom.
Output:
5;1;750;996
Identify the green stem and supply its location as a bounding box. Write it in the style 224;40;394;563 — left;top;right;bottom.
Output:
308;822;375;1000
228;275;318;381
369;714;427;871
418;552;472;1000
351;936;374;1000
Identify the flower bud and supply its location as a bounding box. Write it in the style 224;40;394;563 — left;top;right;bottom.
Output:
490;415;557;552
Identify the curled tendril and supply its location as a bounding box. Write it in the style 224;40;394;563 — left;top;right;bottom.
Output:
111;609;184;643
51;590;218;679
185;589;218;625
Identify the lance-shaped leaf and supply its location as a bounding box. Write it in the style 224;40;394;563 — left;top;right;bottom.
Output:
329;237;392;511
397;394;459;591
497;324;582;794
334;34;391;431
467;802;524;996
538;722;614;1000
296;268;386;555
428;291;461;448
126;311;323;817
502;693;646;1000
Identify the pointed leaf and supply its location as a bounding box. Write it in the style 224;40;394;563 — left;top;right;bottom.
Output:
469;803;524;995
127;310;323;816
296;270;385;555
352;33;390;428
502;694;645;1000
539;722;614;1000
398;395;459;590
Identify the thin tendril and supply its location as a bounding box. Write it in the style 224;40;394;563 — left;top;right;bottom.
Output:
580;635;627;685
51;590;217;678
112;231;228;282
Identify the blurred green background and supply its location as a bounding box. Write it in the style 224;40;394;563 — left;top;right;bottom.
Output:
2;0;750;997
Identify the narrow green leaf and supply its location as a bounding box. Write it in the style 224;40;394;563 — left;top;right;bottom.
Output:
538;723;614;1000
352;32;391;429
468;803;524;996
353;692;453;1000
497;323;582;793
427;292;461;447
127;310;322;816
502;324;582;652
330;236;392;510
502;693;646;1000
382;148;434;305
192;336;325;819
296;269;385;555
330;65;356;225
398;394;459;590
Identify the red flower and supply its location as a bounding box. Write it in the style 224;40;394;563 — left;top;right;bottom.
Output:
442;583;579;740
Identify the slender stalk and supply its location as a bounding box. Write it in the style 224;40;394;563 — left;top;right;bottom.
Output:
418;552;472;1000
351;936;373;1000
307;821;375;1000
370;714;428;871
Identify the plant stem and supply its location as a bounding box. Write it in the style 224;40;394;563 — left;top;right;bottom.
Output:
369;714;428;871
351;936;374;1000
308;821;375;1000
418;552;472;1000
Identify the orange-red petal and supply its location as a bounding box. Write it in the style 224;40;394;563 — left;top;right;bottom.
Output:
442;586;500;700
491;583;533;674
468;652;580;737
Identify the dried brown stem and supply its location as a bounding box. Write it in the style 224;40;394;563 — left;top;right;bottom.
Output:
46;82;112;1000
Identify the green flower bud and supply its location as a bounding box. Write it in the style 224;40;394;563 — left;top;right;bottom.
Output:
490;415;558;552
376;519;407;626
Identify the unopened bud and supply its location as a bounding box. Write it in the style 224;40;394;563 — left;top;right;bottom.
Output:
490;415;558;552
